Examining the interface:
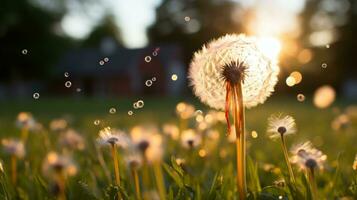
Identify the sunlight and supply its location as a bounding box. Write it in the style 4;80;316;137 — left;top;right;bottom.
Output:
256;37;282;60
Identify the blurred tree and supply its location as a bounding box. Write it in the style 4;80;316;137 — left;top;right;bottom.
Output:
0;0;74;82
148;0;244;63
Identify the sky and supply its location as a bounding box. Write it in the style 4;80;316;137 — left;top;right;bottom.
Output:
58;0;307;49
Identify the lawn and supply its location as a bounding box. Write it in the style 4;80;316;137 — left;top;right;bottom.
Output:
0;96;356;199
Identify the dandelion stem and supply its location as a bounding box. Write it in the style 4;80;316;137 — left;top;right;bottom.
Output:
11;155;17;185
142;158;151;190
231;83;246;199
111;144;122;199
21;128;29;144
153;162;166;200
57;171;67;200
307;168;318;200
131;168;142;200
280;135;296;184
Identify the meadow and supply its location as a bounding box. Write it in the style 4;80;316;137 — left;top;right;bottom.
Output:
0;96;356;199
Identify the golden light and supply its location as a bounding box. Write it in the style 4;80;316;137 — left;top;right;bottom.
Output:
297;49;313;64
313;85;336;109
290;71;302;84
257;37;282;60
171;74;178;81
251;131;258;138
285;76;296;87
198;149;207;157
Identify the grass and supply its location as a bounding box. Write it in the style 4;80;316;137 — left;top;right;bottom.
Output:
0;96;356;199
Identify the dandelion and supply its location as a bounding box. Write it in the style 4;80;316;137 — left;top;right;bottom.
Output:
267;114;297;184
291;141;327;199
125;151;143;200
189;34;279;199
16;112;36;142
97;127;129;190
2;139;25;185
42;152;77;200
130;126;165;199
162;124;180;140
180;129;202;149
49;118;68;132
59;129;85;151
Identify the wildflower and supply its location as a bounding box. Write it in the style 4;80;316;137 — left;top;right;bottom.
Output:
16;112;36;130
42;152;77;177
180;129;202;149
189;34;279;198
2;139;25;158
49;118;68;132
162;124;179;140
130;126;163;163
291;141;327;171
97;127;130;149
59;129;85;150
267;114;297;139
176;102;195;119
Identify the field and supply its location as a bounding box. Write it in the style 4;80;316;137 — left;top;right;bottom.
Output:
0;96;356;199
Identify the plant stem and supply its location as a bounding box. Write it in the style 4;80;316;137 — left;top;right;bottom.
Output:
11;155;17;185
111;144;122;199
21;128;29;144
131;168;142;200
57;171;66;200
307;168;318;200
280;135;296;184
153;162;166;200
231;83;246;199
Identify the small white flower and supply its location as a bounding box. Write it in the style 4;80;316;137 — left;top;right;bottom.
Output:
124;151;143;169
2;139;25;158
42;152;77;177
290;141;327;171
130;126;163;163
189;34;279;110
162;124;179;140
97;127;130;148
180;129;202;149
59;129;85;150
16;112;36;130
49;118;68;132
267;114;297;139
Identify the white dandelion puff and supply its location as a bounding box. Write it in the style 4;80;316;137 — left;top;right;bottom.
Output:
124;151;143;169
42;152;77;177
16;112;36;130
59;129;85;150
97;127;130;148
189;34;279;110
2;139;25;158
267;114;297;139
49;118;68;132
290;141;327;171
180;129;202;149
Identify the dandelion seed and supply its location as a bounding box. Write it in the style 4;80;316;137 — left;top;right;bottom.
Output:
104;57;109;62
109;107;116;114
128;110;133;116
93;120;100;126
171;74;178;81
99;60;105;65
64;72;69;77
181;129;202;149
145;56;151;63
297;94;305;102
65;81;72;88
137;100;144;108
22;49;28;55
33;92;40;99
145;80;153;87
267;114;297;139
321;63;328;68
152;77;156;81
184;16;191;22
49;118;68;132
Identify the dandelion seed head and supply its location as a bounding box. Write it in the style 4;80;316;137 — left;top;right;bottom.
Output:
125;151;142;169
97;127;130;148
16;112;36;130
2;139;25;158
267;114;297;139
181;129;202;149
59;129;85;150
49;118;68;132
290;141;327;171
189;34;279;110
42;152;77;177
